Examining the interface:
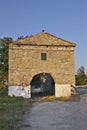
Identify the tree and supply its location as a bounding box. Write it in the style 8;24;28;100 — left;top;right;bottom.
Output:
0;37;13;81
17;36;25;40
77;66;85;76
17;35;28;40
75;66;87;85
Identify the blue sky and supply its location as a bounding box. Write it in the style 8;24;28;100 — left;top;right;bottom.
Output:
0;0;87;73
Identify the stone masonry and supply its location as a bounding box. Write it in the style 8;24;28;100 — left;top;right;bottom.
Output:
8;32;76;98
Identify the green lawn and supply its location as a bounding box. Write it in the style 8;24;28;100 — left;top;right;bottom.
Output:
0;85;33;130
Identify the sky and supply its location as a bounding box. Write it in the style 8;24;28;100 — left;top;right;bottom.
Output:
0;0;87;73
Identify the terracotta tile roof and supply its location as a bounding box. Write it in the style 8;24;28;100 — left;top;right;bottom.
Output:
13;32;76;47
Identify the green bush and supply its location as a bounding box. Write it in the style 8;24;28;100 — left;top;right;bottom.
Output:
0;84;8;96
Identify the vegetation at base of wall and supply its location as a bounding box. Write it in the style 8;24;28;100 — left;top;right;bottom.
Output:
56;95;80;102
0;85;33;130
0;84;8;96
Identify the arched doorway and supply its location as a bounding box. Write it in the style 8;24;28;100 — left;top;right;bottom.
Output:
30;73;55;97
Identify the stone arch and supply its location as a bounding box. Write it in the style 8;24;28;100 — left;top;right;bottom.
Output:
30;72;55;96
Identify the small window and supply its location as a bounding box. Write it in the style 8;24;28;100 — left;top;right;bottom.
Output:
41;53;47;60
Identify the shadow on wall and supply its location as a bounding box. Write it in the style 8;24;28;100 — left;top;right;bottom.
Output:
30;73;55;97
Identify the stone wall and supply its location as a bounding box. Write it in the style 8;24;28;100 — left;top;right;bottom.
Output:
9;44;75;84
8;44;75;97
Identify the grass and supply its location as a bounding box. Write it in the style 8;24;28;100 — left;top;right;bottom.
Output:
0;84;33;130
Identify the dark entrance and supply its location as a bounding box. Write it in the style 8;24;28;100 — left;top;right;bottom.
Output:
30;73;55;97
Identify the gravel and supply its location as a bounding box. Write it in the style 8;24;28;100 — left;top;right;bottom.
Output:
19;94;87;130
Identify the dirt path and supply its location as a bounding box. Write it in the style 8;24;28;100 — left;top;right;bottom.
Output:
19;95;87;130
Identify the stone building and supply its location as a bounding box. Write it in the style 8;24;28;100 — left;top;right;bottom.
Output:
8;32;76;98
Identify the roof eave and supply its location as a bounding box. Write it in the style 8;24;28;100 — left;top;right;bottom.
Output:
12;43;76;47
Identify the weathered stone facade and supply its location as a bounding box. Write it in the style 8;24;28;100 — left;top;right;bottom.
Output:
8;32;76;98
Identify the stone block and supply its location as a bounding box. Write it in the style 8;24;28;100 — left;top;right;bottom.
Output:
55;84;71;97
8;86;31;98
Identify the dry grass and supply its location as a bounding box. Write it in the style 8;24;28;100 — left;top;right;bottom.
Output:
32;94;80;102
